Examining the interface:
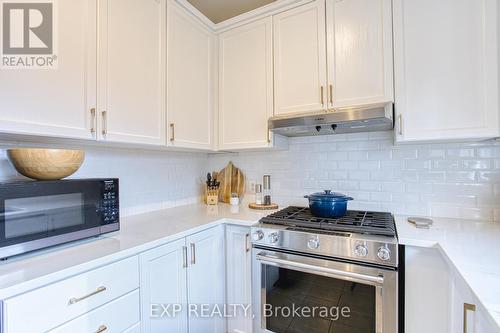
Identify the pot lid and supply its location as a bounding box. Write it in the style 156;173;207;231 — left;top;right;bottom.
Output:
305;190;353;201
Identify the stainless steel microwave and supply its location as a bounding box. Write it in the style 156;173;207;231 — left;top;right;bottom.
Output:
0;178;119;259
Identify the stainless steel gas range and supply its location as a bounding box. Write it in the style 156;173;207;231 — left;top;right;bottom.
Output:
251;207;402;333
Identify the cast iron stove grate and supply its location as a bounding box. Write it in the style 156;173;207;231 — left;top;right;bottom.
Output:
260;206;396;237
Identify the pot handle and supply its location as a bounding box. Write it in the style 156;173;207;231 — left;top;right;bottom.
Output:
304;195;309;199
346;197;354;201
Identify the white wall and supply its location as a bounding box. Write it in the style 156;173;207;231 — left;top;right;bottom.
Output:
209;132;500;222
0;141;208;216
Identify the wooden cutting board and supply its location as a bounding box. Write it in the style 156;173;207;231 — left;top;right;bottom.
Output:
218;161;245;203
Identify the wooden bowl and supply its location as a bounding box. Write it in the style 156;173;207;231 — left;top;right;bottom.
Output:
7;148;85;180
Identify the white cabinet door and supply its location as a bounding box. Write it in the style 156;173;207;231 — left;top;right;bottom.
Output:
273;0;328;116
449;269;500;333
0;0;96;139
166;1;215;150
405;246;451;333
186;226;225;333
450;272;476;333
326;0;393;108
98;0;166;145
140;239;188;333
218;17;274;150
394;0;499;142
225;225;252;333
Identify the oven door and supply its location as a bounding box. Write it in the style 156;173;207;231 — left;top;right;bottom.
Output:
0;180;105;258
252;248;397;333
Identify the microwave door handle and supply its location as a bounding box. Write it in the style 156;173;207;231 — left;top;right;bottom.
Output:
256;252;384;285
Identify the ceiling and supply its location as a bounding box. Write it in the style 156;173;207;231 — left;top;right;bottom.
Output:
187;0;276;24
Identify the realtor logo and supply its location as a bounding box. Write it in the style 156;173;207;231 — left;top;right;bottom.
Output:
1;0;57;68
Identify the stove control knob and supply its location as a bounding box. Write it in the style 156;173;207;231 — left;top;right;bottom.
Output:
267;232;279;244
252;230;264;242
307;238;320;250
354;244;368;257
377;247;391;261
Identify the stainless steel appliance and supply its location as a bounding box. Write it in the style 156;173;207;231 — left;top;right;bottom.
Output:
0;178;119;259
252;207;401;333
268;103;393;137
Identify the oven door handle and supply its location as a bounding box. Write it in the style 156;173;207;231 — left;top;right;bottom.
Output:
256;251;385;285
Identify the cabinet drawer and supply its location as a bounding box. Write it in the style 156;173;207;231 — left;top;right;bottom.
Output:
48;290;140;333
3;256;139;333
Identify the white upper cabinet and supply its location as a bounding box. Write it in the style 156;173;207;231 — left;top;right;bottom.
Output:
394;0;500;142
0;0;96;140
98;0;166;145
273;0;328;116
326;0;394;108
166;1;215;150
218;17;275;149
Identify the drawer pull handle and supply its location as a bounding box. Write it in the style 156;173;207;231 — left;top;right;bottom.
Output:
95;325;108;333
68;286;107;305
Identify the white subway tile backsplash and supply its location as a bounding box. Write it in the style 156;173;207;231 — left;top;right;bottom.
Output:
0;141;207;216
208;132;500;222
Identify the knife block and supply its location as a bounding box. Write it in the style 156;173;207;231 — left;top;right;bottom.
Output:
204;185;219;206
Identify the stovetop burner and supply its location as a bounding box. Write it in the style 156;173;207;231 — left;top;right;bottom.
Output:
260;206;396;237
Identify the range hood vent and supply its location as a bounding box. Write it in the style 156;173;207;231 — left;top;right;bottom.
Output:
269;103;394;137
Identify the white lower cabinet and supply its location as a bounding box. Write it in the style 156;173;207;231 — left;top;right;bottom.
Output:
404;246;451;333
47;290;140;333
140;226;225;333
450;268;500;333
140;238;189;333
405;246;500;333
225;225;252;333
2;256;139;333
186;225;226;333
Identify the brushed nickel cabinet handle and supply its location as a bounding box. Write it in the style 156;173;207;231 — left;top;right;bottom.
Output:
170;123;175;142
190;243;196;265
90;108;96;133
398;114;403;136
267;125;271;143
101;111;107;135
245;234;250;252
320;86;325;107
69;286;107;305
182;246;187;268
95;325;108;333
329;84;333;106
463;303;476;333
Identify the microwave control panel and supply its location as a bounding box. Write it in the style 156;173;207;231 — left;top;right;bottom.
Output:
102;180;119;224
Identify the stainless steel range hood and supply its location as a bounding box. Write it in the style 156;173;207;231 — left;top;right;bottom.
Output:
269;103;394;137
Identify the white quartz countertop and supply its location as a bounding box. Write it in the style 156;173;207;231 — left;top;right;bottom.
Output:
0;203;270;299
396;215;500;328
0;203;498;329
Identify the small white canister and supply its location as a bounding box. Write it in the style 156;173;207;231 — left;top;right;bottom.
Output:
230;193;239;206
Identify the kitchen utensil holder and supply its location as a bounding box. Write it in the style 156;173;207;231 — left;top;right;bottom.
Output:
205;185;219;206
